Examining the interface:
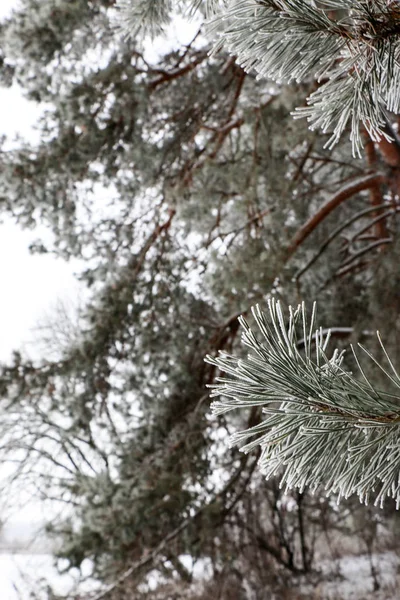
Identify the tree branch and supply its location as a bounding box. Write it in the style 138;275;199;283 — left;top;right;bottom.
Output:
287;172;385;258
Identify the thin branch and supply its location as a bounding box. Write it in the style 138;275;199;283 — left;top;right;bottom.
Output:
294;203;393;281
287;172;385;258
336;237;392;272
148;52;207;91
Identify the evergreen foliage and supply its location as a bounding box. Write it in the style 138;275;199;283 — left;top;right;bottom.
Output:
1;0;400;597
207;299;400;508
119;0;400;155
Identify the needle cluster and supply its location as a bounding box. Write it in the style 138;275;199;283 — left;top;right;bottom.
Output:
118;0;400;155
206;299;400;507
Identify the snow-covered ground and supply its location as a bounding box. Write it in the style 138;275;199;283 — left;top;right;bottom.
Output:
1;551;396;600
301;551;400;600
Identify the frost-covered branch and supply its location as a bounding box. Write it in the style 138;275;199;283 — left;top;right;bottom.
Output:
115;0;221;36
206;299;400;508
118;0;400;155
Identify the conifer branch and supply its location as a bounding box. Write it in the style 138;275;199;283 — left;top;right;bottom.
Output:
206;299;400;508
118;0;400;154
210;0;400;154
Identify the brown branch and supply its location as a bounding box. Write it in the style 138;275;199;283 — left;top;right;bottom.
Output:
201;118;244;135
132;208;176;275
172;29;202;69
205;311;247;384
234;514;306;575
292;141;314;182
376;120;400;167
209;311;242;352
375;121;400;197
286;172;385;258
364;132;388;240
148;52;207;91
333;259;369;279
348;209;394;245
294;203;392;282
337;237;392;271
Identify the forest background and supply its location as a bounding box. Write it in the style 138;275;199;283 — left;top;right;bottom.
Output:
1;0;400;598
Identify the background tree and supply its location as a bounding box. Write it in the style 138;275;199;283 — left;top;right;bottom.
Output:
1;0;400;598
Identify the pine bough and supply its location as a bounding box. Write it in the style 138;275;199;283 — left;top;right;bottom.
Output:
117;0;400;155
206;300;400;508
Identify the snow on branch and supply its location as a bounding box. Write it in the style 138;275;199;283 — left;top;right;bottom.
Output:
115;0;222;37
117;0;400;155
209;0;400;155
115;0;173;37
205;299;400;508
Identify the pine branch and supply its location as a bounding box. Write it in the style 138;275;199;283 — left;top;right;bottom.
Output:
205;299;400;508
115;0;222;37
209;0;344;81
116;0;173;37
210;0;400;155
118;0;400;155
